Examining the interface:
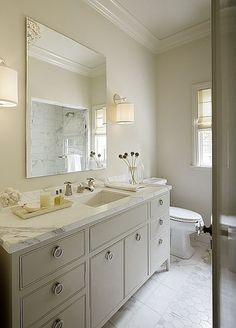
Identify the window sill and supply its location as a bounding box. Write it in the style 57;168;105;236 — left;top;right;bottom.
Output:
190;165;212;170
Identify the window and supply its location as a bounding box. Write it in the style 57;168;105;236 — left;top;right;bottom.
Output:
192;82;212;167
92;105;106;163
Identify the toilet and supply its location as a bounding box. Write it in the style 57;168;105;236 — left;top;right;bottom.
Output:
170;206;204;259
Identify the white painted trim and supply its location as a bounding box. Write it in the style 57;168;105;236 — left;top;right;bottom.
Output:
29;45;106;77
83;0;159;53
83;0;211;54
157;21;211;54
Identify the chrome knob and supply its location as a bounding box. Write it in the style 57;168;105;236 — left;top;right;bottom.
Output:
159;199;163;205
52;246;63;258
52;282;64;295
159;238;163;245
105;251;114;261
135;233;141;241
52;319;64;328
159;219;164;225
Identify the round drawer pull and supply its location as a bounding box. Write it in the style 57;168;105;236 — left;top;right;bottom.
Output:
159;238;163;245
52;282;64;295
52;319;64;328
105;251;114;261
52;246;63;259
135;233;142;241
159;219;164;225
159;199;163;206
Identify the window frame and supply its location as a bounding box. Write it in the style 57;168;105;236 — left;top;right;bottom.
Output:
192;81;212;168
91;104;107;164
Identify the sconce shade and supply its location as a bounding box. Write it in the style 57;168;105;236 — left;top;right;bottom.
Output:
116;103;134;124
0;65;18;107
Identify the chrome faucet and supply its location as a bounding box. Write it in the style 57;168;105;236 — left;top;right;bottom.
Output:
64;181;72;196
87;178;95;191
77;178;95;193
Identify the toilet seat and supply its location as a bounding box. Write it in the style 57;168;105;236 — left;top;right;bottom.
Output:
170;207;203;223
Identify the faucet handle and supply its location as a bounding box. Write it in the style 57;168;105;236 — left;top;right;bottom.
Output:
64;181;72;185
77;183;84;193
87;178;95;189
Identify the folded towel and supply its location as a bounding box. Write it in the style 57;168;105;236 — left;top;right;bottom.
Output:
104;182;145;192
67;154;81;172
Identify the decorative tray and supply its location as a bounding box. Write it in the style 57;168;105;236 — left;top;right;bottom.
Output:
11;199;73;219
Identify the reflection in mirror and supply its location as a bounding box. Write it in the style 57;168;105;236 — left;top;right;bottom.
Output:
26;18;107;178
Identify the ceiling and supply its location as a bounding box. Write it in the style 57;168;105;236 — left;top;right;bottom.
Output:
83;0;211;53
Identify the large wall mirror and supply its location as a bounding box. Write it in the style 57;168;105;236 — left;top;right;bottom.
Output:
26;18;107;178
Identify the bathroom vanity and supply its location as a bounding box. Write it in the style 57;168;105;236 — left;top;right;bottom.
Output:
0;186;171;328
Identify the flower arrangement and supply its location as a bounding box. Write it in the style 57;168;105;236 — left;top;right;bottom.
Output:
0;188;21;208
118;152;140;184
90;151;102;168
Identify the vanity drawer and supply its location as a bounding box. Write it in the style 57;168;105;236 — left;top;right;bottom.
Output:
31;295;86;328
150;214;170;239
150;231;170;274
22;263;85;328
150;193;169;220
20;230;85;288
89;203;148;251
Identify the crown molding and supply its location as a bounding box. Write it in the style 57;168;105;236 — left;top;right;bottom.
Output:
83;0;211;54
157;20;211;54
28;45;105;77
83;0;159;53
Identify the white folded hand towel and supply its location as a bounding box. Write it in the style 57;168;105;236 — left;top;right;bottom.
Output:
104;182;145;192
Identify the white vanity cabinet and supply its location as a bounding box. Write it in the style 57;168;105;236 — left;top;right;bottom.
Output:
0;190;170;328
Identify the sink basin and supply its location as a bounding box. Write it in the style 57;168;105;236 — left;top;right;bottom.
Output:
78;190;129;207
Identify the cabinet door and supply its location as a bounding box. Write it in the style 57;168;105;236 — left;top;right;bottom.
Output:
150;231;170;274
90;240;124;328
125;226;148;296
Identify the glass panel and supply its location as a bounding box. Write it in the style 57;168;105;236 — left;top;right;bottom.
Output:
94;135;106;162
198;88;211;103
198;129;212;167
95;107;106;133
198;101;212;118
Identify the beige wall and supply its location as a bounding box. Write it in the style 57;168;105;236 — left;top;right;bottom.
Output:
90;74;106;106
0;0;157;191
156;36;212;224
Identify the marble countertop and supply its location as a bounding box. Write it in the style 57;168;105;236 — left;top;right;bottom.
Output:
0;185;171;254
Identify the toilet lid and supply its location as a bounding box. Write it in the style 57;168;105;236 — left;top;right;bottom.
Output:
170;207;203;223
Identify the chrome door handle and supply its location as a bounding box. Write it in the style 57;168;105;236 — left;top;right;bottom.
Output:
52;282;64;295
135;233;142;241
159;199;163;205
105;251;114;261
52;246;63;258
159;238;163;245
52;319;64;328
159;219;164;225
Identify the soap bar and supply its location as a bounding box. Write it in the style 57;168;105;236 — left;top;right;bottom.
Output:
40;192;52;208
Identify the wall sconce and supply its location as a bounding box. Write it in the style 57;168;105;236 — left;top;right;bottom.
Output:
0;58;18;108
113;94;134;124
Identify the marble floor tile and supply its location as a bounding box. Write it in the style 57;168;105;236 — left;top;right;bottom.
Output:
103;244;212;328
109;297;161;328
